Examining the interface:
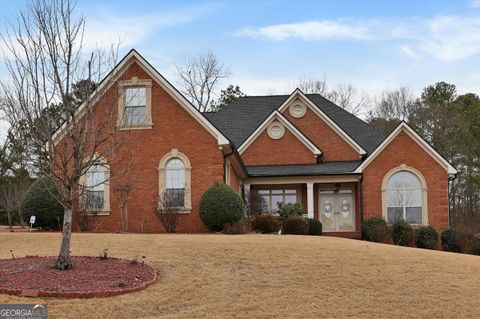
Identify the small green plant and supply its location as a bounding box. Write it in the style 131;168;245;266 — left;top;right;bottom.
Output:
282;217;309;235
361;217;390;243
415;226;438;249
277;202;303;220
199;182;245;232
441;229;461;252
307;219;322;236
251;214;280;234
391;220;414;246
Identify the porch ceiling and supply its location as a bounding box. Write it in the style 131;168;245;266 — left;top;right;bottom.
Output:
246;161;362;177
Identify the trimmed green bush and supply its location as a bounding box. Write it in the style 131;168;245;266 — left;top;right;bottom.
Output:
199;182;245;232
415;226;438;249
361;217;390;243
471;237;480;256
441;229;461;252
307;218;322;236
20;177;63;229
391;220;414;246
251;214;280;234
277;202;302;220
282;217;309;235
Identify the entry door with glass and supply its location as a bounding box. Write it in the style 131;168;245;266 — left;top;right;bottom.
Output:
319;189;355;232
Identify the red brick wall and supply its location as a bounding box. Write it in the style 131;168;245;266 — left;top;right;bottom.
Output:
282;107;360;161
241;125;317;165
69;60;225;233
362;131;449;231
228;163;241;193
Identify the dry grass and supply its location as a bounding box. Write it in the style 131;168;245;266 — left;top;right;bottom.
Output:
0;233;479;319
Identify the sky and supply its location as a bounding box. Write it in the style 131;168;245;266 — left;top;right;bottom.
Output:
1;0;480;112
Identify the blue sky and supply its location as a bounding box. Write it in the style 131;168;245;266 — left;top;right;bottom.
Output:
1;0;480;105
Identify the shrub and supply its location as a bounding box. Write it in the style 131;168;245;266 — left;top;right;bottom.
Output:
282;217;309;235
470;237;480;256
277;202;302;220
415;226;438;249
441;229;461;252
391;220;414;246
251;214;280;234
199;182;245;232
361;217;390;243
307;218;322;236
223;218;252;234
20;177;63;230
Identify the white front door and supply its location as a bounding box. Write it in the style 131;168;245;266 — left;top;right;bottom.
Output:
319;190;355;232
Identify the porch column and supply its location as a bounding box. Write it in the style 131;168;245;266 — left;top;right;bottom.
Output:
243;184;251;203
307;182;314;218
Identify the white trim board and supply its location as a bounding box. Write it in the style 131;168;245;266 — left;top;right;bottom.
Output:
52;49;229;146
238;110;321;157
354;122;457;175
277;89;366;156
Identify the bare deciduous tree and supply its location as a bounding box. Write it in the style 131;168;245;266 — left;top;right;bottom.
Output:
372;87;416;121
0;0;119;269
0;178;31;230
294;77;369;116
176;52;230;112
155;190;187;233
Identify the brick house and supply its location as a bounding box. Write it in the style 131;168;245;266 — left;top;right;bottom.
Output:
57;49;456;237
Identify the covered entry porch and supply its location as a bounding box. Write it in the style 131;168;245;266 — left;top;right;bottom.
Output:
243;173;362;238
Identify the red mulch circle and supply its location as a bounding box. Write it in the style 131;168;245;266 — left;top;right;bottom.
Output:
0;256;158;298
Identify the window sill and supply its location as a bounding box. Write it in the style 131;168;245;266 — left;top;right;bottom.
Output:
85;210;111;216
117;123;153;131
177;207;192;214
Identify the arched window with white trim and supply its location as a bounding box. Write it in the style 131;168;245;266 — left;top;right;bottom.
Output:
383;167;427;225
159;149;192;210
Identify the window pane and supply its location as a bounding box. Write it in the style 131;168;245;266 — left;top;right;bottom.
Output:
406;207;422;224
284;194;297;205
284;189;297;194
387;207;403;224
259;195;270;212
386;190;403;207
258;190;269;195
338;189;353;194
387;171;421;189
165;189;185;207
125;88;146;107
125;105;146;125
86;190;104;210
319;190;335;194
166;158;184;169
86;165;104;191
271;195;283;210
271;189;283;194
405;190;422;207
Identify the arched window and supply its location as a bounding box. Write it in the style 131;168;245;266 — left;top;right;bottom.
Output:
159;149;192;210
80;156;110;214
384;170;425;224
165;158;185;207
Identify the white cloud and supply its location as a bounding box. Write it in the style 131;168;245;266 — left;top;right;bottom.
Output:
236;15;480;62
236;20;369;41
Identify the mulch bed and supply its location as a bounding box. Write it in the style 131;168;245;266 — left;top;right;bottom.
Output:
0;256;158;298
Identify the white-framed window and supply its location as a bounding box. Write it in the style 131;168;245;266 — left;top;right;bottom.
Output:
124;87;146;125
165;158;185;207
258;188;298;212
158;149;192;211
84;164;106;211
117;77;152;129
385;170;423;224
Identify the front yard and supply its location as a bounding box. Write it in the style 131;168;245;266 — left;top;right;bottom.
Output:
0;233;479;318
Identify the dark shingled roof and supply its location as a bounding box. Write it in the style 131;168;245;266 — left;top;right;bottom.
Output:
246;161;362;177
203;94;386;155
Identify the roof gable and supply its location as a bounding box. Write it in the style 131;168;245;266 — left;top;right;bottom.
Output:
354;121;457;175
238;111;321;156
277;89;366;156
53;49;229;146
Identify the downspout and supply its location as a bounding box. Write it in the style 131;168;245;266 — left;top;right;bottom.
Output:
359;175;364;225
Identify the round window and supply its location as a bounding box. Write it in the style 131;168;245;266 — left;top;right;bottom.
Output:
289;103;306;118
267;122;285;139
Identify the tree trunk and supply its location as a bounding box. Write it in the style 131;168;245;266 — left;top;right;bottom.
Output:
7;211;13;232
55;207;73;270
18;211;25;228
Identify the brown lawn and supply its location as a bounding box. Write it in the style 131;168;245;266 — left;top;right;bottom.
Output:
0;233;479;319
